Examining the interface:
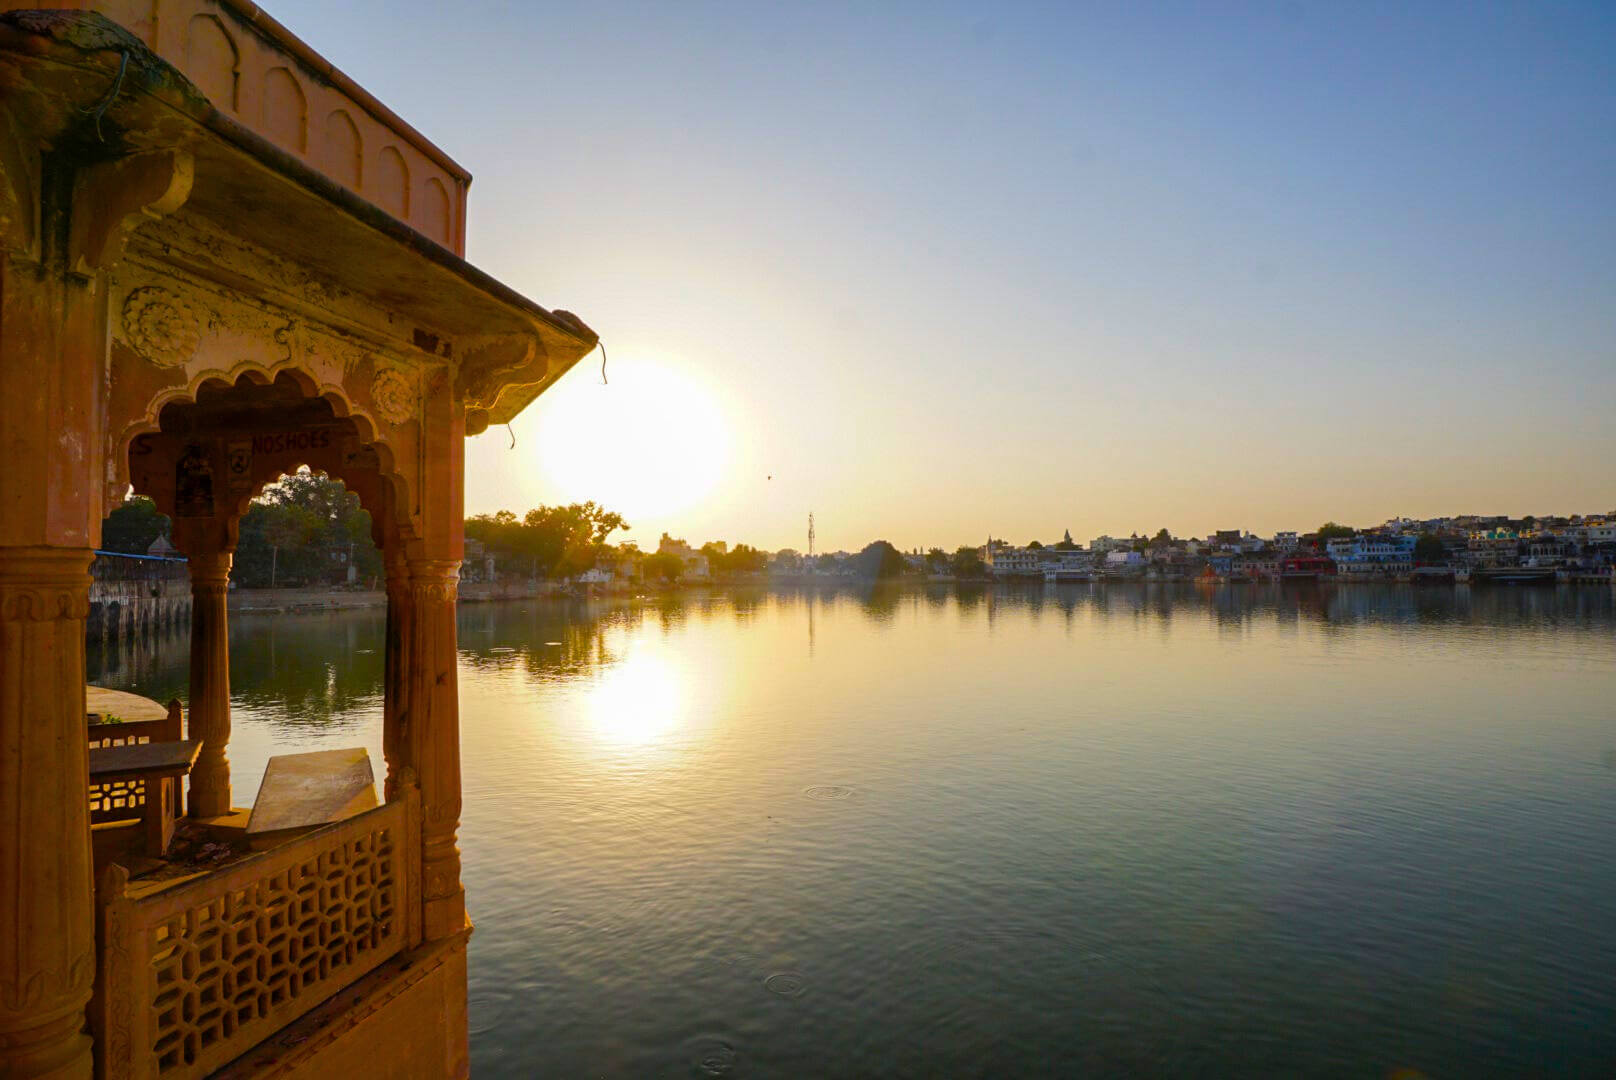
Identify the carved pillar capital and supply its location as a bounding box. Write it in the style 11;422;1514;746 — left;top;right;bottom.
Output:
407;558;461;596
0;546;95;1078
0;547;93;618
185;549;232;590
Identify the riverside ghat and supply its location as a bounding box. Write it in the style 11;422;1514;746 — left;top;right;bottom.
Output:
0;3;597;1076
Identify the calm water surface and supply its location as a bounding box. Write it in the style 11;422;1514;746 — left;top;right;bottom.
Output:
92;585;1616;1077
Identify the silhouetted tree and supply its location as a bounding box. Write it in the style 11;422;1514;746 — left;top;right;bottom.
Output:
1414;534;1448;564
100;496;169;554
1316;522;1355;541
643;551;685;582
467;503;628;579
263;504;319;587
952;546;987;579
725;543;768;574
856;540;906;580
234;470;380;587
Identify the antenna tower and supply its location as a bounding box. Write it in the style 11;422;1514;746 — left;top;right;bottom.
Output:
808;512;816;559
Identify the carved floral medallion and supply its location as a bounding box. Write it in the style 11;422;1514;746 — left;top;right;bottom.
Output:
371;366;417;425
121;287;201;368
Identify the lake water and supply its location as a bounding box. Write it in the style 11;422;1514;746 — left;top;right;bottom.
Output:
91;584;1616;1077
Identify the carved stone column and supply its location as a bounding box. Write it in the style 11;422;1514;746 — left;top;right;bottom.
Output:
0;548;95;1079
185;550;234;818
381;551;411;803
404;558;466;941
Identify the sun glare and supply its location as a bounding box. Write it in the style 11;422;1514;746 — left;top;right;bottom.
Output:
587;650;685;749
532;357;730;521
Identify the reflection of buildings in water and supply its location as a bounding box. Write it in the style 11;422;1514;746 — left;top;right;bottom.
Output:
955;583;988;615
803;580;1616;634
228;613;386;730
1275;582;1329;624
808;593;816;659
85;618;191;700
100;586;1616;721
855;584;903;623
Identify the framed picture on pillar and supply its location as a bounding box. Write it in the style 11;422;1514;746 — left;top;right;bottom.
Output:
175;442;216;517
227;439;253;494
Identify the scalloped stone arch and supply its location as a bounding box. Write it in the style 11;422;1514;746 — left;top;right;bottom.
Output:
115;363;415;546
225;459;399;557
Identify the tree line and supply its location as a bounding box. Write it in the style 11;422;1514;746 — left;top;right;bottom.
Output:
464;504;628;580
97;471;1018;587
102;472;646;585
100;471;382;588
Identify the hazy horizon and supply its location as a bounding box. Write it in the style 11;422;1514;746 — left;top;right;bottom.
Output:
469;500;1615;558
268;1;1615;553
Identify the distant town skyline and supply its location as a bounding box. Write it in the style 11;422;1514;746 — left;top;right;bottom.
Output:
473;500;1615;561
267;1;1615;553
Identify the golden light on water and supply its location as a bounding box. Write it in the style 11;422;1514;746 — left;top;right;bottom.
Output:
533;356;730;520
586;649;686;749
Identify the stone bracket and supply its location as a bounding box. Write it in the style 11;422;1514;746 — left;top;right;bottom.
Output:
458;333;542;416
68;149;193;275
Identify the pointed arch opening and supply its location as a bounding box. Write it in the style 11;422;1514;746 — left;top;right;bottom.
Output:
376;146;409;218
262;67;308;154
325;109;363;190
184;14;239;111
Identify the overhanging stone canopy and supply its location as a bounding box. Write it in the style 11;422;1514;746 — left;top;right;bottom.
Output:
0;8;596;524
0;5;597;1077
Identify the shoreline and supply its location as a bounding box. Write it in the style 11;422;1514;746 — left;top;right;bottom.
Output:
223;574;1614;615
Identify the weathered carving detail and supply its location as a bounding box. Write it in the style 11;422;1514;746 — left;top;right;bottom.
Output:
371;365;417;425
0;586;90;621
303;327;370;378
121;286;201;368
409;583;456;606
95;863;135;1076
0;949;92;1011
424;866;456;899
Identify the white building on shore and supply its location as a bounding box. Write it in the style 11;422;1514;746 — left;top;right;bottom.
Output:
986;542;1041;577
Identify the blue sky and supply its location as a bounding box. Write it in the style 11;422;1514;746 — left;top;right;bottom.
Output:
272;1;1615;550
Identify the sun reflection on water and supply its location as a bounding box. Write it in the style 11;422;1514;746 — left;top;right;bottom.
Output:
586;649;686;750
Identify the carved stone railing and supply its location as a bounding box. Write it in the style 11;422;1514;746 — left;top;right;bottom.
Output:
92;783;422;1079
89;702;185;825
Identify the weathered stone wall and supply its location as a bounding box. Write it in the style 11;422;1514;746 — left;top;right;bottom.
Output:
9;0;471;251
87;553;192;643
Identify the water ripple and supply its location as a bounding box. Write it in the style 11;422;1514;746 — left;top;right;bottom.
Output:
763;970;809;997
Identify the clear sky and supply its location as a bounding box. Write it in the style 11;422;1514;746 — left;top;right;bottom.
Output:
271;0;1615;553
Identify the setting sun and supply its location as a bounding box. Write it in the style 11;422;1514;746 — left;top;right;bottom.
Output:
529;355;731;523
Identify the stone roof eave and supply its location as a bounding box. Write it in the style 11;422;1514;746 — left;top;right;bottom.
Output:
0;9;597;430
